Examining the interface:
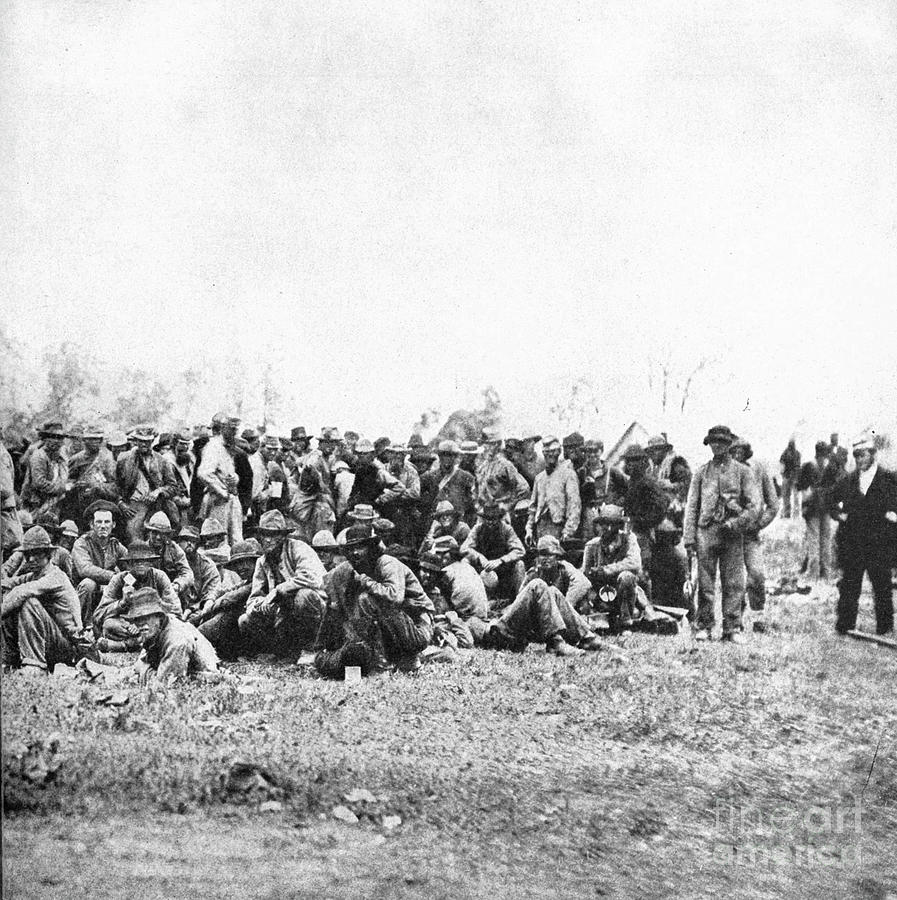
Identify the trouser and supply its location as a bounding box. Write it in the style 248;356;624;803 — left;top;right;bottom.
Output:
126;501;152;543
314;594;434;678
77;578;104;624
589;571;650;629
803;514;832;581
781;477;797;518
696;525;746;635
743;533;767;613
97;615;141;647
650;543;688;608
480;560;526;603
632;530;653;602
2;599;75;671
238;588;326;656
199;607;251;660
433;610;475;650
1;506;23;559
490;579;592;649
836;545;893;635
204;495;243;545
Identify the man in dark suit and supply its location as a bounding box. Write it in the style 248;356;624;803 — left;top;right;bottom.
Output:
829;432;897;635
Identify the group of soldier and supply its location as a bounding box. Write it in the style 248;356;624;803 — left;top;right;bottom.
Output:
1;413;894;685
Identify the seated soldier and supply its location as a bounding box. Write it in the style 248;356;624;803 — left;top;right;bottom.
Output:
314;525;435;678
311;530;344;572
93;541;182;651
418;536;490;646
175;525;221;620
144;511;193;601
125;587;220;686
237;510;327;659
581;504;657;632
460;501;526;604
1;526;99;673
2;512;74;582
58;520;79;553
418;500;471;556
521;535;591;618
71;500;128;622
480;537;606;657
199;517;231;568
191;539;262;660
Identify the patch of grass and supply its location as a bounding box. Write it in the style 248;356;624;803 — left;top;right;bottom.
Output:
4;519;896;898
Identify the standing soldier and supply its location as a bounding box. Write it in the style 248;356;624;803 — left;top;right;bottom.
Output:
730;438;779;632
684;425;760;643
779;439;802;519
526;436;581;546
22;422;69;518
116;424;179;542
475;427;530;515
197;413;244;545
67;425;118;523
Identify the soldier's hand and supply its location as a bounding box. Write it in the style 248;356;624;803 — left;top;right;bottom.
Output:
482;559;501;573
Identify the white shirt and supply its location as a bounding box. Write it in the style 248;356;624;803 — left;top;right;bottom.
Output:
858;462;878;496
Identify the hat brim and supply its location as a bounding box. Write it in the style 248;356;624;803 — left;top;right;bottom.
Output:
703;435;733;445
21;543;58;553
122;554;161;563
223;553;261;567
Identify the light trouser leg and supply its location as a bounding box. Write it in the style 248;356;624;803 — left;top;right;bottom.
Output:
818;514;832;581
127;502;150;543
17;598;75;671
497;579;566;647
743;535;766;613
719;533;747;635
804;516;820;580
696;527;722;632
77;578;101;623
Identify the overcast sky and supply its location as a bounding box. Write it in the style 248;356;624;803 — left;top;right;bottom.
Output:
3;0;896;454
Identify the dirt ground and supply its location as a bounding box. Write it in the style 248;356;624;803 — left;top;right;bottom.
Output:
3;520;896;899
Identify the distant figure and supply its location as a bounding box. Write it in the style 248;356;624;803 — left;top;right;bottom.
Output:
829;433;849;474
779;439;801;519
796;441;839;585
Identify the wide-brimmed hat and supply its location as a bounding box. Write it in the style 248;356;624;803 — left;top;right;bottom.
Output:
262;435;281;450
106;431;128;448
419;551;445;572
437;440;460;455
173;429;193;445
256;510;293;534
434;500;457;517
852;430;876;453
541;435;561;453
478;501;503;520
388;443;409;455
144;512;172;534
223;539;263;567
584;439;604;453
81;425;105;441
343;431;360;443
121;586;166;621
623;444;647;462
480;426;502;444
318;427;341;442
311;530;339;551
373;518;395;534
241;428;258;442
59;520;79;539
355;438;375;454
83;499;120;524
200;518;227;537
176;525;201;541
646;435;672;451
290;426;308;441
121;540;161;562
522;431;542;443
211;412;241;428
594;504;628;525
347;504;377;523
562;432;585;448
19;526;57;554
342;524;378;548
38;422;67;439
130;424;158;442
729;438;753;460
459;441;482;456
703;425;735;446
535;535;565;556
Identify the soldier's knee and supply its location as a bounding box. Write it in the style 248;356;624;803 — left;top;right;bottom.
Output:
616;572;637;589
78;578;98;597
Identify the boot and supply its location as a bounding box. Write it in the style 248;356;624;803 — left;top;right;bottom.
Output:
546;636;584;657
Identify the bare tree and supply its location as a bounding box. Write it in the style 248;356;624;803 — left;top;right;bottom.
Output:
646;352;716;415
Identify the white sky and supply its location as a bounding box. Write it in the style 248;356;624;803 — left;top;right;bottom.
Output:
3;0;896;457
